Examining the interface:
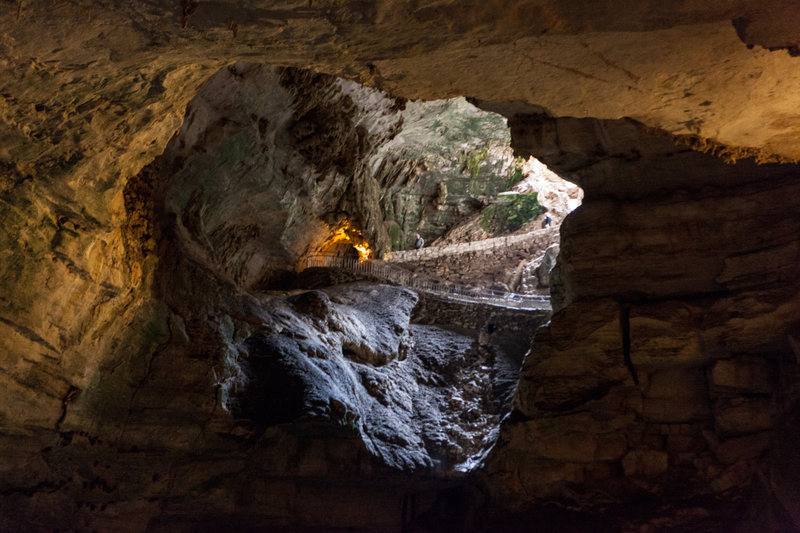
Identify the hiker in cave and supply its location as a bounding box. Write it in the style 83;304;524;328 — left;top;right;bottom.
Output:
414;233;424;249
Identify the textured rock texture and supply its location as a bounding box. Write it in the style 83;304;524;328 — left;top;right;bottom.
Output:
0;57;552;530
229;282;521;472
387;227;560;295
160;63;403;284
3;2;800;531
373;97;519;251
483;114;800;530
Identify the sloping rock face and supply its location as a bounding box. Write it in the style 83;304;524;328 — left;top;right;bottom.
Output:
483;114;800;530
227;282;527;473
159;63;404;284
373;97;518;251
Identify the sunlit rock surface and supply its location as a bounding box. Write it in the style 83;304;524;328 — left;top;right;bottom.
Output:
228;282;535;471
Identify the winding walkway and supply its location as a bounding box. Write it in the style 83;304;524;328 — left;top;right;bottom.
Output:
383;227;559;263
304;254;551;311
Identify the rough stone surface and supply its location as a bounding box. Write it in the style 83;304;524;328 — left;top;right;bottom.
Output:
1;59;557;529
483;109;800;526
228;282;532;471
3;2;800;531
711;356;777;394
536;244;560;289
373;97;520;252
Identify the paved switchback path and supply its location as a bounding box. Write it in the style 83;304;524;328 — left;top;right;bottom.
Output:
384;227;559;264
381;227;558;304
304;235;553;311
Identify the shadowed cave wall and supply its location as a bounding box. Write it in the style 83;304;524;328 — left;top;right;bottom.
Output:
1;63;556;531
2;2;800;532
483;112;800;530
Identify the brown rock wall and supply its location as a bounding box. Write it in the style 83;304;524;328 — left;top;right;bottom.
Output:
3;2;800;530
483;113;800;526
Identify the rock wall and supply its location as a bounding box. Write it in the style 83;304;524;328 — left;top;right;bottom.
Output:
387;228;559;293
373;97;518;252
3;2;800;531
0;62;549;530
483;114;800;530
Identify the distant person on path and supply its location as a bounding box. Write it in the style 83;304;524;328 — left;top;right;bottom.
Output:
414;233;424;249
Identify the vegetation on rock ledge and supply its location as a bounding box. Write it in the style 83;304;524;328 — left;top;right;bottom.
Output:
505;157;526;188
465;148;489;179
480;193;543;234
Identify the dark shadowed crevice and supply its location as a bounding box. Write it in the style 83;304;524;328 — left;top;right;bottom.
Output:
620;304;639;386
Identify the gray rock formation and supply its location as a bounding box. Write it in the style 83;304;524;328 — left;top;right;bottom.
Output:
536;244;559;289
226;282;528;471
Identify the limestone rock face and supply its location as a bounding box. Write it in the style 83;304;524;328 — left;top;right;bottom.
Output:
374;97;517;252
483;112;800;528
536;244;560;289
162;63;404;284
3;2;800;531
5;1;800;162
226;282;524;471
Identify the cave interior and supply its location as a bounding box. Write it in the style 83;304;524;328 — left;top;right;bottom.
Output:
1;2;800;532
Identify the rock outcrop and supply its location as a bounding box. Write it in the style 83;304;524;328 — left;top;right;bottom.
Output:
373;97;519;251
228;282;524;472
483;114;800;530
0;60;556;530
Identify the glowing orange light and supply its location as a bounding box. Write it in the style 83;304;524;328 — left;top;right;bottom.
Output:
319;219;372;262
353;242;372;262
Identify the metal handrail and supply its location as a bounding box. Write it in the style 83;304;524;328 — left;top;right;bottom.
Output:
303;254;550;310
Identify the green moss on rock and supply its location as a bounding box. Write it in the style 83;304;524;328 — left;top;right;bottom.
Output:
480;205;496;231
480;193;543;234
387;221;404;251
505;157;526;188
466;148;488;179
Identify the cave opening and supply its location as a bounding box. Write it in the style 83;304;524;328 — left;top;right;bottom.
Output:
292;86;585;304
5;4;800;531
315;219;372;263
145;61;578;480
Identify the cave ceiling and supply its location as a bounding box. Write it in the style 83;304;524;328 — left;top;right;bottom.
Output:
2;1;800;194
